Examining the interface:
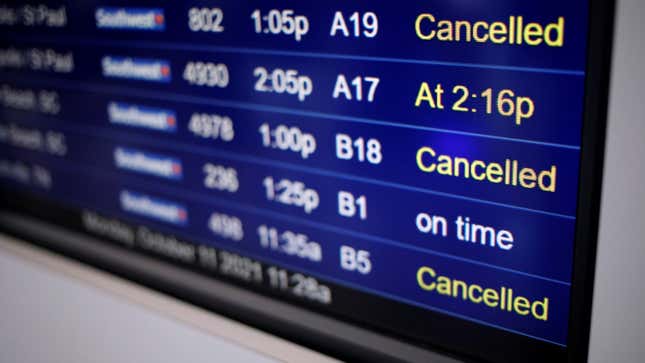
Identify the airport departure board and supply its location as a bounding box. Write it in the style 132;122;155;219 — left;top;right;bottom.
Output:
0;2;611;362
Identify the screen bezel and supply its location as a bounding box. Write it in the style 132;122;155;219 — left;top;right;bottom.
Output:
565;0;615;361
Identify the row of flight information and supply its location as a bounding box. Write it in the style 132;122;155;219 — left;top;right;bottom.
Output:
0;1;590;349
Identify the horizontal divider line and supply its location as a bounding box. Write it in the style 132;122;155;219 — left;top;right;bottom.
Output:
5;34;586;77
1;181;567;348
0;151;572;286
1;75;582;151
3;113;577;220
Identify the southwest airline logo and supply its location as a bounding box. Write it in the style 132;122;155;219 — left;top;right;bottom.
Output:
102;56;171;83
114;147;183;180
96;7;165;31
120;190;188;225
108;102;176;132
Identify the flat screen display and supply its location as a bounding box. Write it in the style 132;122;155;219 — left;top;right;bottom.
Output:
0;1;610;362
